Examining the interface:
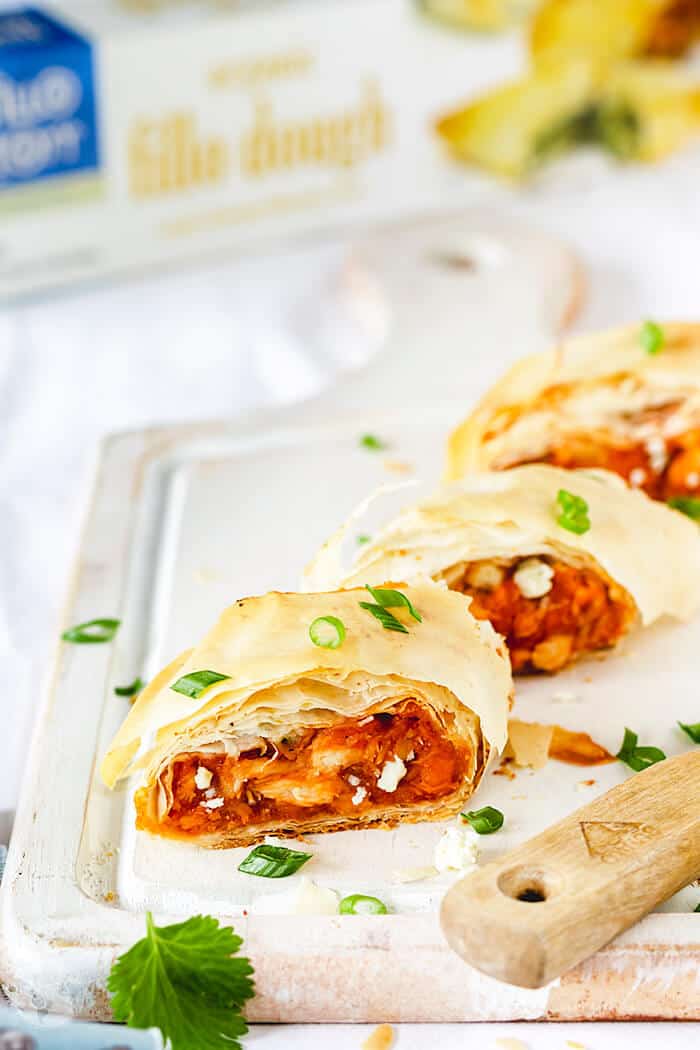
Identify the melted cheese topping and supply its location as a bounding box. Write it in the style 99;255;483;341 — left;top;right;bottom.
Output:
136;702;471;840
441;557;635;673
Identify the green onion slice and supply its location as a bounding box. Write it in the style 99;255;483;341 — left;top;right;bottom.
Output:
678;720;700;744
171;669;231;699
356;534;372;546
556;489;590;535
360;434;386;452
616;727;666;772
309;616;346;649
114;677;144;698
62;618;121;644
462;805;504;835
668;496;700;522
695;904;700;913
238;844;312;878
339;894;388;915
640;320;665;356
365;585;422;622
359;602;408;634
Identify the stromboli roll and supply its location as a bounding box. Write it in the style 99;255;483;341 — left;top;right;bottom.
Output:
101;585;512;848
446;322;700;507
305;466;700;674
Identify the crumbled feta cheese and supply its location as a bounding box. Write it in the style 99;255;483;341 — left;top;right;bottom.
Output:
513;558;554;599
434;826;480;873
376;755;407;792
201;796;224;810
205;787;217;798
347;774;361;787
352;785;367;806
357;715;374;726
251;877;339;916
466;562;505;591
687;471;700;488
629;467;647;487
194;766;213;791
644;436;668;475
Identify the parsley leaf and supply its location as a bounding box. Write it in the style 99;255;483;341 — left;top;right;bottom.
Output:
616;727;666;772
108;912;254;1050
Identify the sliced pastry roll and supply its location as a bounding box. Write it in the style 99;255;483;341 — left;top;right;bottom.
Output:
101;585;511;848
446;321;700;511
305;466;700;673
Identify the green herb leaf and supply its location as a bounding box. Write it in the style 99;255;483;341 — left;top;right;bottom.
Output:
556;489;591;535
360;434;386;452
339;894;388;915
668;496;700;522
365;584;422;622
356;534;372;545
171;670;231;699
115;677;144;698
238;844;312;878
678;720;700;744
309;615;346;650
616;727;666;772
108;912;254;1050
462;805;504;835
359;601;409;634
695;904;700;913
62;618;120;644
640;320;665;356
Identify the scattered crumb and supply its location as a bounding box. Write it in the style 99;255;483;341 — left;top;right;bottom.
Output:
494;758;517;780
362;1023;394;1050
505;720;553;769
566;1042;587;1049
583;675;593;683
577;779;596;791
495;1039;529;1050
103;891;115;903
392;865;438;884
383;458;413;474
510;794;527;800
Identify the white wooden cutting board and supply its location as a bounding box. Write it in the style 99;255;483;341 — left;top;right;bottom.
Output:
2;213;699;1022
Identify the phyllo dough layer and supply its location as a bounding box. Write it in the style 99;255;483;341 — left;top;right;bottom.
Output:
305;465;700;673
446;321;700;504
101;585;512;848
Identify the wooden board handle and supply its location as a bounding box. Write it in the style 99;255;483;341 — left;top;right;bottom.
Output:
440;751;700;989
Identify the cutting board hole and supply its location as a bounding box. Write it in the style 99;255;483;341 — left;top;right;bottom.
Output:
497;865;558;903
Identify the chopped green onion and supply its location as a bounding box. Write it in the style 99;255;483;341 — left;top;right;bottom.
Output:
359;601;408;634
115;677;144;698
462;805;504;835
640;320;665;356
357;534;372;545
695;904;700;913
171;669;231;699
238;844;312;878
365;585;422;623
309;616;346;650
616;727;666;772
339;894;388;915
556;489;590;535
62;618;121;644
668;496;700;522
678;720;700;744
360;434;386;452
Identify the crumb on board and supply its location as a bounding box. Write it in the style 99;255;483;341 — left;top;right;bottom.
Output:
577;779;596;790
392;864;438;884
383;458;413;474
505;719;553;769
495;1038;530;1050
362;1023;394;1050
566;1042;587;1049
494;756;517;780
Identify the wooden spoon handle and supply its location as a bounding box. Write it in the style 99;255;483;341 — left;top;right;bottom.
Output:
440;751;700;989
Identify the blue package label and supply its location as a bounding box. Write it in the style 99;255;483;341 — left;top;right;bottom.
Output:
0;7;99;189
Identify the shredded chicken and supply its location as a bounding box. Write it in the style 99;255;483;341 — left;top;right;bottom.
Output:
136;701;470;838
525;426;700;501
441;557;635;673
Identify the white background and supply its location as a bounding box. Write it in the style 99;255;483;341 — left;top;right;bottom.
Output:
3;75;700;1050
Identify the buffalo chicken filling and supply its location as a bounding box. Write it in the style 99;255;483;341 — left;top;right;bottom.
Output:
524;427;700;502
440;558;634;673
136;701;472;838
